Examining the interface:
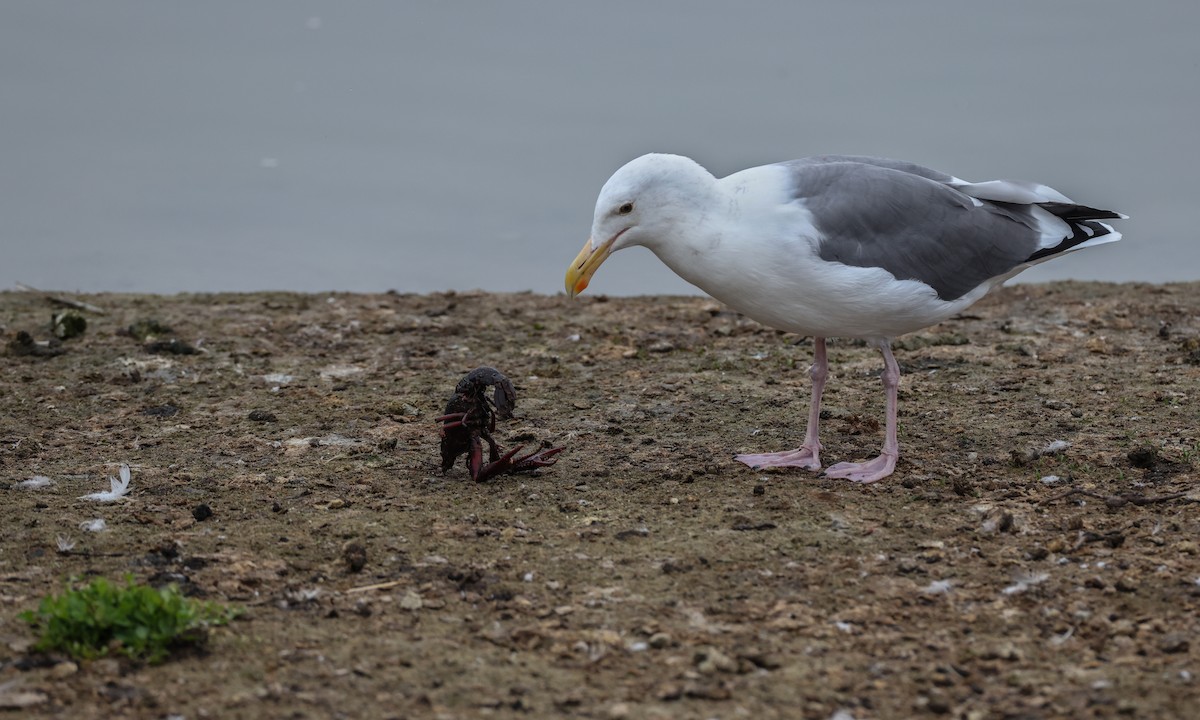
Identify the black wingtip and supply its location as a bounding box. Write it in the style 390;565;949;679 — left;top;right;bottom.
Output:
1038;201;1126;222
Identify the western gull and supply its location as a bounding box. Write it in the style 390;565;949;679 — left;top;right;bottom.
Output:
564;153;1124;483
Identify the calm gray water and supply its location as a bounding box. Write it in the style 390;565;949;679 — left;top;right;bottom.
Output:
4;1;1198;296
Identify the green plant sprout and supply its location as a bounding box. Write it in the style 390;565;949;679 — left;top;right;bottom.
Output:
20;575;239;664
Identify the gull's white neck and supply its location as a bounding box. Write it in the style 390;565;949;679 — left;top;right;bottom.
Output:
643;164;815;312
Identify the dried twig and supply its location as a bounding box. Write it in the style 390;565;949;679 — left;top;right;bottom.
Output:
15;282;107;315
346;579;407;594
1042;487;1192;509
1072;530;1127;550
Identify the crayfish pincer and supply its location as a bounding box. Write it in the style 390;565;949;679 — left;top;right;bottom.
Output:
437;367;564;482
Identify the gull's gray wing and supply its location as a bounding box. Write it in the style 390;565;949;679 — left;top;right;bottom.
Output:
783;158;1122;301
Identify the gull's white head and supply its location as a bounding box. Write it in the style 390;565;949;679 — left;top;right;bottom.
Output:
565;153;715;297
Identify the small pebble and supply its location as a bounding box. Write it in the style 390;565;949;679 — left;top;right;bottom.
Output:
343;542;368;573
608;702;631;719
248;409;277;422
143;404;180;418
694;646;737;674
145;338;197;355
1160;633;1190;654
192;503;213;521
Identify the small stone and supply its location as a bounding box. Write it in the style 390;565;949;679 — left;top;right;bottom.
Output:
343;542;368;573
683;682;732;700
145;338;197;355
752;484;765;496
648;632;672;649
980;643;1023;661
926;693;952;715
1115;575;1139;593
7;330;64;357
608;702;631;719
248;409;277;422
0;690;48;710
399;591;423;610
6;638;33;653
126;319;173;341
1161;633;1190;654
647;341;675;353
50;661;79;678
192;503;213;521
327;498;346;509
143;404;180;418
1010;449;1039;467
695;645;737;674
656;683;683;701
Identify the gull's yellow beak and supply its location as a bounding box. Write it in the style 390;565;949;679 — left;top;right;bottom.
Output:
565;235;615;298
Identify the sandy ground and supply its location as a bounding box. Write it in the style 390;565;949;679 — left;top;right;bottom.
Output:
1;282;1198;719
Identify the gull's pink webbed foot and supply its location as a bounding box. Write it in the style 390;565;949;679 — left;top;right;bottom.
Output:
735;445;822;471
735;338;828;472
823;342;901;483
824;452;897;484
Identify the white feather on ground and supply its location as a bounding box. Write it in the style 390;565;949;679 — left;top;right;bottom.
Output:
17;476;52;489
79;464;131;502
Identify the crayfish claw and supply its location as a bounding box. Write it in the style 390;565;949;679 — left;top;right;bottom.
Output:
437;366;565;481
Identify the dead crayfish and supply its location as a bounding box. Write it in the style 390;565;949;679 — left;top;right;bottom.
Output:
437;367;563;481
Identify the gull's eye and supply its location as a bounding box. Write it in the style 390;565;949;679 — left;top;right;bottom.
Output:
617;202;634;215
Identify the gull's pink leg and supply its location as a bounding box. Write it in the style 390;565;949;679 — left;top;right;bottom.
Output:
735;337;828;471
825;341;900;483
